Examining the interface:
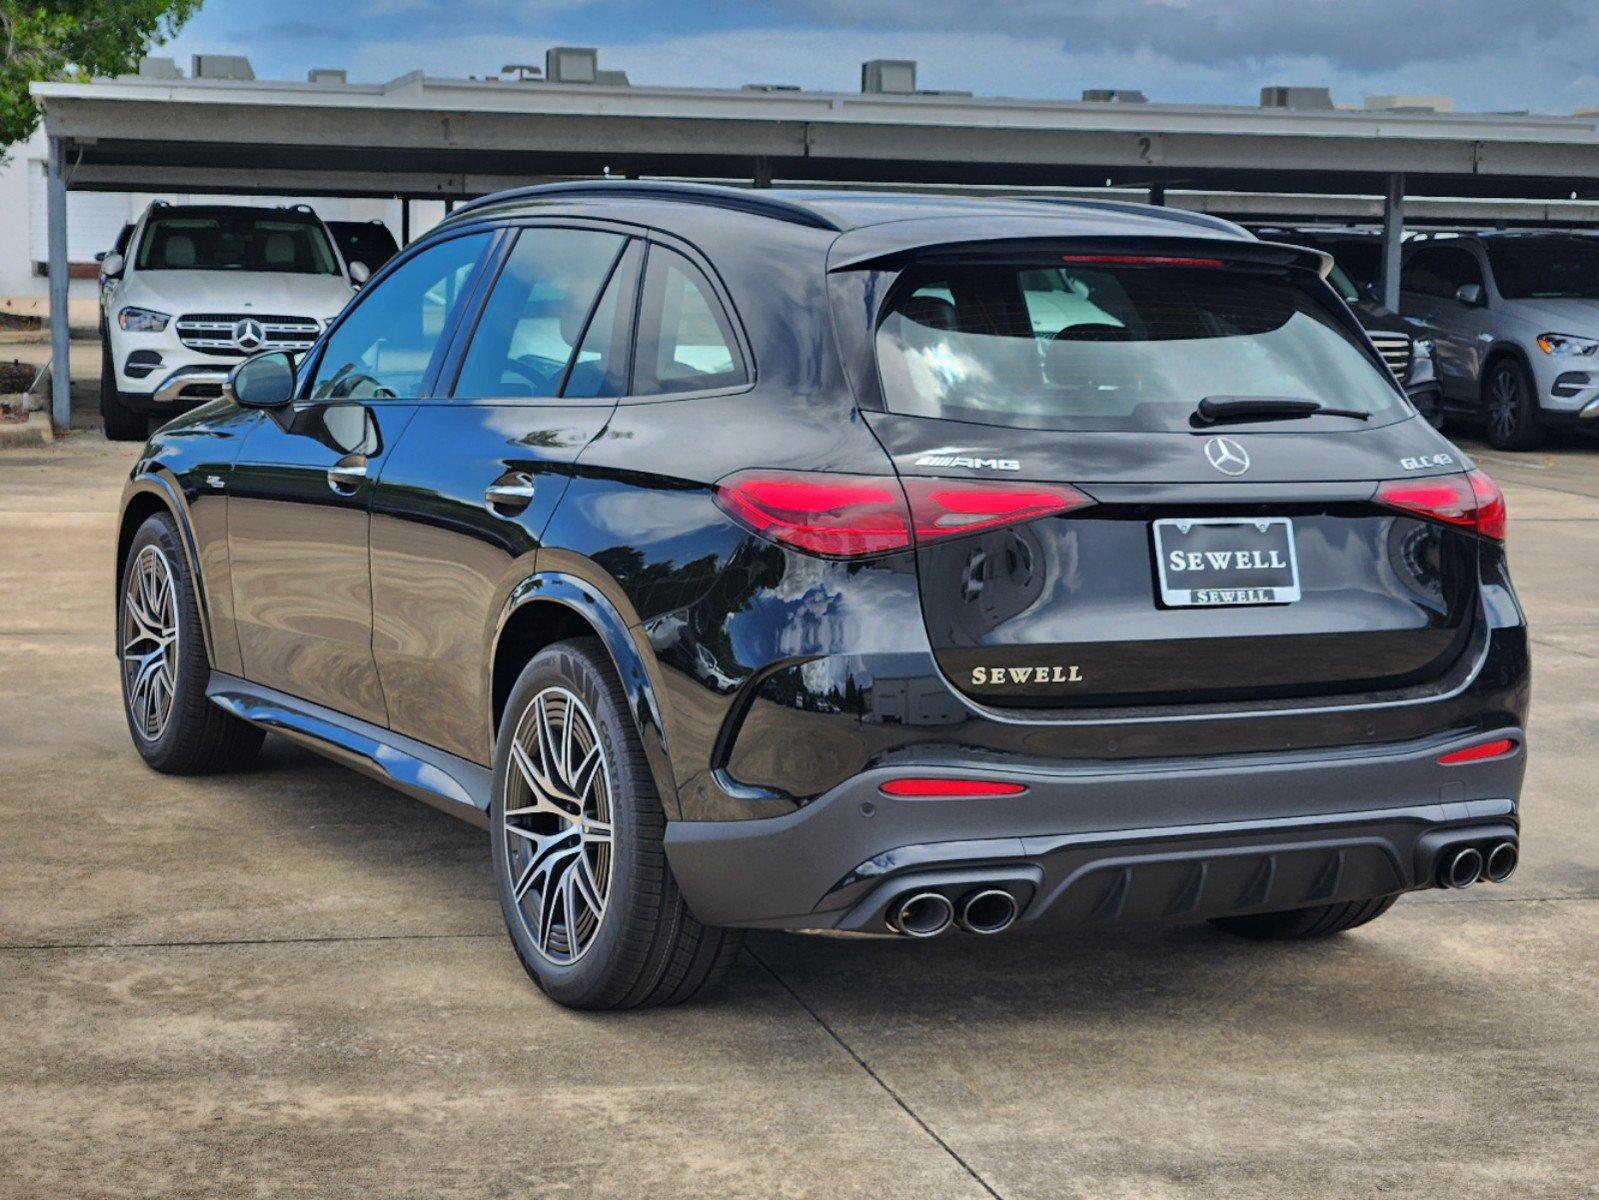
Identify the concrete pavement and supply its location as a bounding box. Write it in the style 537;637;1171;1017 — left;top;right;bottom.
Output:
2;426;1597;1199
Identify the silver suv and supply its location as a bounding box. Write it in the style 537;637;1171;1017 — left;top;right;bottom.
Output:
1401;233;1599;449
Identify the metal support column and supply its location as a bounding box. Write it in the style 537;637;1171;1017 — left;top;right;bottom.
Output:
1381;173;1405;311
46;137;71;432
401;198;411;245
753;157;772;189
1148;182;1165;206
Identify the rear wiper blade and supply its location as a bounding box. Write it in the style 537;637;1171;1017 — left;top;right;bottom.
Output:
1195;395;1370;425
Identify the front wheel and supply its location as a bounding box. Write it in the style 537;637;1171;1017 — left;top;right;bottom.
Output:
100;332;148;442
1483;357;1545;451
490;639;741;1009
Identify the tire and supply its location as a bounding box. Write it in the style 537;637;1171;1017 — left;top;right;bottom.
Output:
1209;893;1399;941
100;331;148;442
1483;356;1545;451
118;513;265;774
491;638;742;1010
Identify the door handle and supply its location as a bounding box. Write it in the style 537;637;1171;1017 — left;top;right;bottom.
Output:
485;472;536;513
327;455;367;494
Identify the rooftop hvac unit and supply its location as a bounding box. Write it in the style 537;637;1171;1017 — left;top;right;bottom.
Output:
137;57;182;80
1260;86;1334;110
1365;93;1454;114
1082;89;1148;103
546;46;598;84
862;59;917;95
192;54;255;81
307;68;347;85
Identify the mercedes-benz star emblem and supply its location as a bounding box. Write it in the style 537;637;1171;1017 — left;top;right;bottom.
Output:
1203;436;1250;476
231;318;265;353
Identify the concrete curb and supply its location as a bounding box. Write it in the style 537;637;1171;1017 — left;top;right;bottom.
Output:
0;408;54;449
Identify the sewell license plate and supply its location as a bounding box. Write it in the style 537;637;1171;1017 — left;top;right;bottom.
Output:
1152;517;1301;607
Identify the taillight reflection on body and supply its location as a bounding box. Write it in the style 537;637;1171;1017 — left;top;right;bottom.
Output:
1375;469;1506;542
714;471;1094;559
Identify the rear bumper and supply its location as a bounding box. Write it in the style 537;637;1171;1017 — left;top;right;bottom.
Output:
664;728;1524;931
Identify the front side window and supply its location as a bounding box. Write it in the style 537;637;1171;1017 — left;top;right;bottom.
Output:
1484;237;1599;300
309;233;490;401
633;247;747;395
874;258;1404;432
136;212;340;275
453;228;628;400
1404;247;1482;298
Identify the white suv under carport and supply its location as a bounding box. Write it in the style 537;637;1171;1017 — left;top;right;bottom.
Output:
98;203;362;440
1401;233;1599;450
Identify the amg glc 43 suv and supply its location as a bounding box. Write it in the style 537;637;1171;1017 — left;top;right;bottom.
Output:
116;183;1529;1009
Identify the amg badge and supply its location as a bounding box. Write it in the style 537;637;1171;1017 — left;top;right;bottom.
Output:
971;665;1084;685
914;453;1021;472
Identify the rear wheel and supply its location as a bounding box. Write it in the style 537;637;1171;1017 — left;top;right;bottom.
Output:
1483;357;1544;451
119;514;264;773
491;639;742;1009
100;331;148;442
1209;893;1399;941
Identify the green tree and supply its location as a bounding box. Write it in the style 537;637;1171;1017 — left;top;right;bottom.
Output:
1;1;201;148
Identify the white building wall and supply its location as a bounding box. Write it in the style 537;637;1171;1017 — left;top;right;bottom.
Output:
0;127;444;324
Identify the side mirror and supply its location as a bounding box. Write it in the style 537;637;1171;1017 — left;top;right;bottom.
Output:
348;261;371;286
100;252;125;278
225;351;297;409
1455;283;1485;306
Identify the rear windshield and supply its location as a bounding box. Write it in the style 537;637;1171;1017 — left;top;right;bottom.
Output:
136;212;340;275
874;259;1405;432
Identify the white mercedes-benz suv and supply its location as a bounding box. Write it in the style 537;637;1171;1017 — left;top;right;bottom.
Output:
98;203;367;439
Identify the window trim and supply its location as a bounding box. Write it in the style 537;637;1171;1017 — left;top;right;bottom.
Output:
295;223;502;403
617;234;756;406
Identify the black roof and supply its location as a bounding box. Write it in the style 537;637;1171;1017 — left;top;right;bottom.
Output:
442;180;1251;241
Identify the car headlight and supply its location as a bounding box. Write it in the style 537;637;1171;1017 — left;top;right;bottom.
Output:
117;306;171;333
1536;332;1599;357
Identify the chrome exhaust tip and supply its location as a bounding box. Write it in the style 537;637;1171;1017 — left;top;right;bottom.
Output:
1439;846;1484;890
1483;841;1519;884
958;889;1019;935
890;892;954;938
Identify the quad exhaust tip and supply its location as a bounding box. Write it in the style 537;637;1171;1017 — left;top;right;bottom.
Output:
891;892;955;938
958;889;1019;935
1439;846;1484;890
1484;841;1519;884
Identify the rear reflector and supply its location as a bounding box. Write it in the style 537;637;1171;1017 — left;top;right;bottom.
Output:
1437;738;1517;765
1376;468;1506;542
1059;253;1226;268
878;778;1028;797
715;471;1093;559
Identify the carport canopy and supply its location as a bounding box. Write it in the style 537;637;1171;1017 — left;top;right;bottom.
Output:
32;69;1599;428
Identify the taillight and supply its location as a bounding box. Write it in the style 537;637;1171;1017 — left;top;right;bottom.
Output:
1437;738;1517;765
1375;468;1506;542
714;471;1094;559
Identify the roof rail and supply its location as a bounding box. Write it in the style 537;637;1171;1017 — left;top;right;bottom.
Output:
1020;197;1252;239
445;180;844;232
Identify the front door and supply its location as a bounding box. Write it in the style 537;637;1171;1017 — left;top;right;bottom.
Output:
227;230;494;722
369;225;640;763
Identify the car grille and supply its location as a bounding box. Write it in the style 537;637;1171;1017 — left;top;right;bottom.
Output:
174;313;320;356
1368;331;1413;384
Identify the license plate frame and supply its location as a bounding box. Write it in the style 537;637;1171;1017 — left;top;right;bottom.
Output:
1152;516;1302;608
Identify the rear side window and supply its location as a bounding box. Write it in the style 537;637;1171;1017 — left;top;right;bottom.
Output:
453;228;627;400
310;232;490;401
874;259;1404;432
633;247;746;395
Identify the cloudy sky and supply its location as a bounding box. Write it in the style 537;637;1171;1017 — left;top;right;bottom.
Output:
162;0;1599;114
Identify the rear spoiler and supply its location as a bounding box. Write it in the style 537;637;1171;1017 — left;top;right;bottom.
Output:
827;221;1332;280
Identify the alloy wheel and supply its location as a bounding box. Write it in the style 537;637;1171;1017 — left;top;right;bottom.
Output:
502;686;615;965
122;544;180;741
1489;369;1520;444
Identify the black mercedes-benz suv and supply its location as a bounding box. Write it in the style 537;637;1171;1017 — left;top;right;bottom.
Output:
115;183;1529;1009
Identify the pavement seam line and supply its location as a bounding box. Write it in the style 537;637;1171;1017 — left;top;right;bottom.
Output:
744;944;1006;1200
0;931;504;953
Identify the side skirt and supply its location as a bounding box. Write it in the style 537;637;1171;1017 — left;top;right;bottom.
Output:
206;673;491;828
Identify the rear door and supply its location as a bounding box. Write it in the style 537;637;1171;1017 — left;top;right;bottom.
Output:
367;224;639;764
860;252;1480;710
227;230;492;722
